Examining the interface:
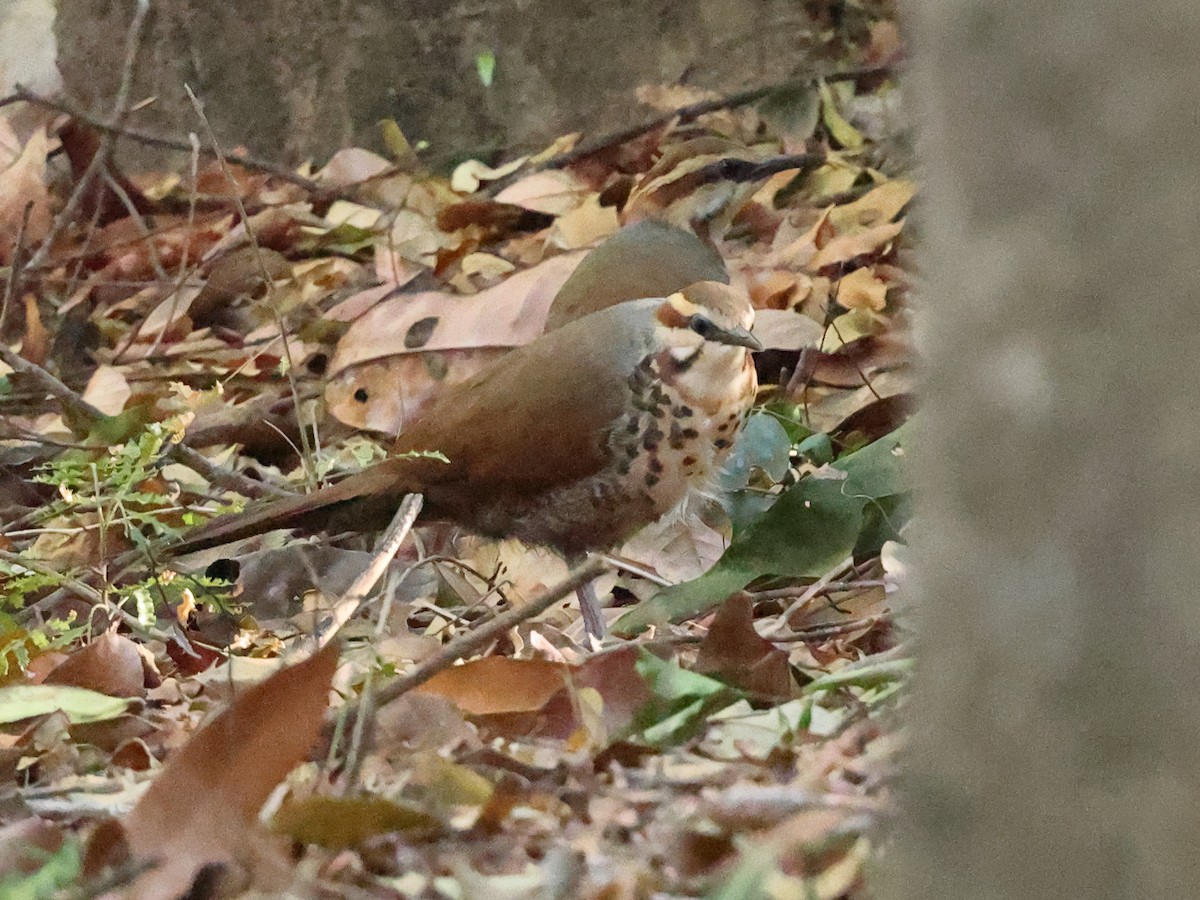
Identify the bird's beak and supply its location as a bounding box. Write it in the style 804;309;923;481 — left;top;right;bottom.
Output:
713;324;763;352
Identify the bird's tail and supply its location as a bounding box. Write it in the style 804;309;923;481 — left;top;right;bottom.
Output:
170;460;420;556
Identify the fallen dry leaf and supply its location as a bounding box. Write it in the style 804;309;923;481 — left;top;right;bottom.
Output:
43;631;145;698
694;594;793;700
119;642;339;899
0;127;51;263
808;220;905;272
325;251;585;433
827;179;915;233
837;267;889;312
417;656;570;717
493;169;589;215
20;293;48;364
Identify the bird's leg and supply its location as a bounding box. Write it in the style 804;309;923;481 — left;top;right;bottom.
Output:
569;552;607;640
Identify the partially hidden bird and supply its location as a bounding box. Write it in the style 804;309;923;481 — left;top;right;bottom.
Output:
542;220;727;330
172;231;760;637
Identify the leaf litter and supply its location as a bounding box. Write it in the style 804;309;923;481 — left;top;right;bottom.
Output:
0;13;913;897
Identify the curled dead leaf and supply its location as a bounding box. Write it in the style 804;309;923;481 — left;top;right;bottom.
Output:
836;267;889;312
0;127;51;263
43;631;145;699
694;594;793;700
121;642;339;899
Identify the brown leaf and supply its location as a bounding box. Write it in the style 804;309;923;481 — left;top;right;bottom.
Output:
189;246;292;329
121;642;339;899
271;794;439;848
57;119;153;225
792;332;912;388
17;294;48;365
831;392;916;449
327;251;584;370
571;645;654;736
694;594;793;700
80;818;131;880
747;270;799;310
325;251;585;433
325;346;509;435
436;199;554;235
416;656;570;716
533;646;654;743
0;127;51;264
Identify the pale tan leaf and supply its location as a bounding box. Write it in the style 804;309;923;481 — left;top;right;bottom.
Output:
0;127;50;263
837;267;889;312
807;219;905;271
548;195;620;250
450;157;527;193
827;179;915;232
79;366;131;417
494;169;588;215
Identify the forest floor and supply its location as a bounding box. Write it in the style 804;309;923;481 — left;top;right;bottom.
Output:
0;13;914;899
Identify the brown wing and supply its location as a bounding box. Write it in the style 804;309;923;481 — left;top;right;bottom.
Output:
391;299;658;511
171;300;658;556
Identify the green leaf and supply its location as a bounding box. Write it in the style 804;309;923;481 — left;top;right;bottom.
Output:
838;421;911;498
0;685;132;724
796;431;834;465
819;80;865;150
312;222;378;256
720;413;792;489
805;655;913;692
0;836;81;899
377;119;420;167
272;795;439;848
720;413;793;532
60;402;156;445
633;650;738;746
613;422;912;635
476;50;496;87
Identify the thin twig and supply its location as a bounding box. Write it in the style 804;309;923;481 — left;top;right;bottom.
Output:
750;579;885;602
3;86;321;191
0;334;285;499
183;83;319;487
481;65;892;196
763;556;855;636
166;442;289;499
24;0;151;271
0;341;107;422
117;130;200;362
314;493;423;647
101;168;167;278
1;201;33;333
340;534;420;789
771;614;887;642
338;556;607;720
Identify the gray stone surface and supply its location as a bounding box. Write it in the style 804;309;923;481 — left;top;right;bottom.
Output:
55;0;813;171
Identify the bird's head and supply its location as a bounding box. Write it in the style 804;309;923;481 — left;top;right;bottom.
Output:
653;281;762;363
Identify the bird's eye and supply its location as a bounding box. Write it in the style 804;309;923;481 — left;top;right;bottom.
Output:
688;315;716;337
